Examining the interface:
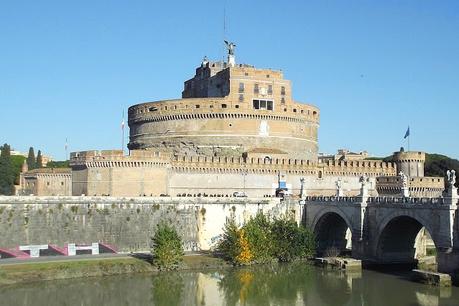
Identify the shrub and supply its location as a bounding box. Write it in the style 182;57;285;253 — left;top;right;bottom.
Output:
235;229;253;265
151;222;184;270
218;213;315;265
244;213;274;263
218;218;240;262
271;218;315;262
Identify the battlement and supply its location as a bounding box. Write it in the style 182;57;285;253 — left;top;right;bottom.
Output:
171;155;396;177
69;149;169;167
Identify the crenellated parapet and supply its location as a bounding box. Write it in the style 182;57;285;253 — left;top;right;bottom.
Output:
170;155;396;177
376;176;444;197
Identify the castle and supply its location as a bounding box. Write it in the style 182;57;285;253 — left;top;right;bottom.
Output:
17;44;444;198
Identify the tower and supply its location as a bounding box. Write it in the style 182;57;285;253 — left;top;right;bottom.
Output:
392;150;425;178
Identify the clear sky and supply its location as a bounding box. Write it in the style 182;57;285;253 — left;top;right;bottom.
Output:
1;1;458;160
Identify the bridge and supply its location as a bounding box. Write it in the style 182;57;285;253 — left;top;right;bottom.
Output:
301;179;459;274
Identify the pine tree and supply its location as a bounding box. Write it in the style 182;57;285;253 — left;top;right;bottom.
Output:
0;144;15;195
27;147;36;170
36;150;43;168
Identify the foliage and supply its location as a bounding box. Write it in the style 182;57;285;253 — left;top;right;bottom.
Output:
151;222;184;270
0;144;15;195
46;160;70;168
425;153;459;187
27;147;36;170
244;213;273;263
271;218;315;262
218;213;315;265
11;155;25;185
36;150;43;168
217;218;240;261
235;229;253;265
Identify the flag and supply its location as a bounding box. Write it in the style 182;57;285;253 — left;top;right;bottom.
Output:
404;127;410;139
121;119;125;129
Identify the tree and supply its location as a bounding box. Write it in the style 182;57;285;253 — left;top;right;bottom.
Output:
0;144;15;195
36;150;43;168
151;222;184;270
27;147;36;170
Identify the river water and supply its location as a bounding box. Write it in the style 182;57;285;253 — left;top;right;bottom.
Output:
1;263;458;306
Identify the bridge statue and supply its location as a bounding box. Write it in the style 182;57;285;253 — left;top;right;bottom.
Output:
447;169;456;186
359;175;369;197
336;178;344;197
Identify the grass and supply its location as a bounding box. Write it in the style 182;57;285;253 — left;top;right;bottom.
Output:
0;254;230;286
0;257;155;286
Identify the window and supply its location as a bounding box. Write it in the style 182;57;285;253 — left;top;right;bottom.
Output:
195;105;200;109
238;82;244;93
252;99;273;111
281;86;286;95
245;72;249;76
239;94;244;102
254;84;259;94
235;105;240;109
222;104;227;108
266;74;270;78
61;182;64;186
268;85;273;95
281;97;285;104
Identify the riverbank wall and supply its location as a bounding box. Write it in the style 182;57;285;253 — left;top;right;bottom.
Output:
0;196;296;253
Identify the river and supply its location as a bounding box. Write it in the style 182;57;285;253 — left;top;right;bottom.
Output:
1;262;458;306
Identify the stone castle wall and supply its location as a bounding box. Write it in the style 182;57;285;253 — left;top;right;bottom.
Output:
128;98;319;159
0;196;291;252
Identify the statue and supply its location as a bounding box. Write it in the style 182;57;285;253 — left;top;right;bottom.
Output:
224;40;236;56
336;178;342;190
399;171;408;188
447;170;456;186
359;175;368;186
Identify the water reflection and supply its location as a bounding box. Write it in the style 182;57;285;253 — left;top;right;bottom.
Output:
0;263;458;306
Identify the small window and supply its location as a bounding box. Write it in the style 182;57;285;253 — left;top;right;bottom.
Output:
222;104;227;108
149;107;158;112
293;109;297;113
268;85;273;95
266;74;270;78
281;97;285;104
238;83;244;93
235;105;240;109
254;84;259;94
239;94;244;102
47;182;50;186
209;105;213;108
245;72;249;76
164;106;168;110
61;182;64;186
281;86;286;95
195;105;200;109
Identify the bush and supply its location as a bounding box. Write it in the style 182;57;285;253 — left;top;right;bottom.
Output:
244;213;273;263
151;223;184;270
272;218;315;262
218;213;315;265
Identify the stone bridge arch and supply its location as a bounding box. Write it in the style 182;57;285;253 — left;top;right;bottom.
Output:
373;211;439;265
310;206;355;256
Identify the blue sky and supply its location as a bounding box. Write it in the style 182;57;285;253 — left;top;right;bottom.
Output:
1;1;458;160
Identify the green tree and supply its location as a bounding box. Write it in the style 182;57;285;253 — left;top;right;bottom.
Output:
36;150;43;168
151;222;184;270
0;144;15;195
27;147;36;170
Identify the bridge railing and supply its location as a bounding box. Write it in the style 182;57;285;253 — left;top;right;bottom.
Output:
304;196;447;205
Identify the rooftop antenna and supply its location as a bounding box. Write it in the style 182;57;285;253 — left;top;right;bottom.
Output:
65;137;68;160
121;110;125;155
222;0;227;64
